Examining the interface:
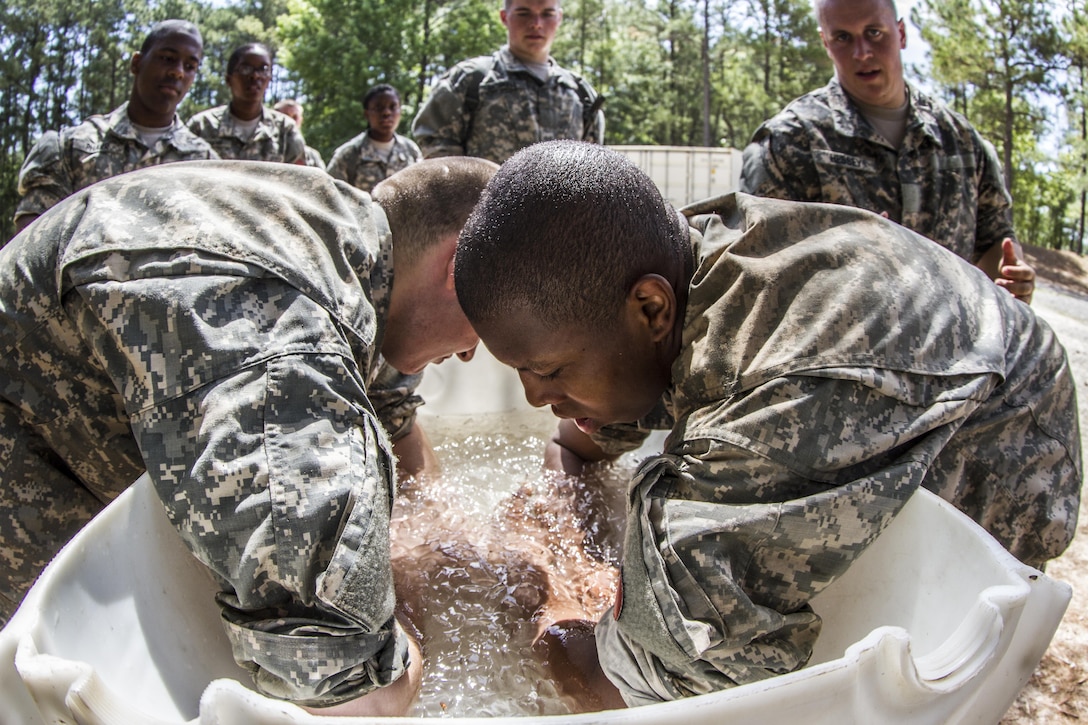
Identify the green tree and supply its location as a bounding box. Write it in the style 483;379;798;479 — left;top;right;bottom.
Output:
278;0;503;159
1058;0;1088;253
712;0;829;149
917;0;1060;192
0;0;138;241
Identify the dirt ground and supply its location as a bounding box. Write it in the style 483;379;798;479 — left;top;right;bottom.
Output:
1000;245;1088;723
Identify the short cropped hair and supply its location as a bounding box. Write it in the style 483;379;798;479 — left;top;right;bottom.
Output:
363;84;400;110
814;0;898;26
139;19;202;54
226;42;271;75
455;141;689;331
372;157;499;268
274;99;301;115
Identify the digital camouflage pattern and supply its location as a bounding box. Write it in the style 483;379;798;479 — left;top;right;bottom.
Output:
304;145;326;171
0;161;424;705
411;45;604;164
13;102;217;228
326;132;423;193
187;105;307;163
740;80;1016;264
593;193;1081;706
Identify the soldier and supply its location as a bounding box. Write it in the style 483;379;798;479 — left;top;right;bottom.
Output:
740;0;1036;304
187;43;306;164
454;141;1081;705
326;85;423;193
12;20;217;235
411;0;604;164
274;98;327;170
0;157;498;715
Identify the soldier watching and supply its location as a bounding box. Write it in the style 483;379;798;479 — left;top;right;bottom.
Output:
274;98;326;170
327;84;423;193
12;19;217;236
740;0;1036;304
411;0;604;164
187;43;306;164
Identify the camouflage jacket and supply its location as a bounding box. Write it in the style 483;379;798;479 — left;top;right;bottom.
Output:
304;145;326;170
187;105;306;164
14;102;217;226
326;132;423;193
0;162;425;705
739;80;1016;263
593;193;1081;705
411;45;604;164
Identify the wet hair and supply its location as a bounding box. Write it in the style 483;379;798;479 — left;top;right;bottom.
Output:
226;42;272;75
372;157;500;268
139;19;202;54
363;84;401;110
455;140;690;331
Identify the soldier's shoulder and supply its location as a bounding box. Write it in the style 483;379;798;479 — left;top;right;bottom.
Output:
186;106;226;127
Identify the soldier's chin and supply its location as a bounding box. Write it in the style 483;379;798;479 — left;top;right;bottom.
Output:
573;418;601;436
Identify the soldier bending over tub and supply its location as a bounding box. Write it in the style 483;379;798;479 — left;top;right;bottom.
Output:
0;157;497;715
454;141;1082;705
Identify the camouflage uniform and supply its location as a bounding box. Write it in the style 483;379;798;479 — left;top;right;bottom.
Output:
304;145;326;171
13;102;217;229
187;106;307;164
326;132;422;193
411;45;604;164
0;161;425;706
593;193;1081;706
740;80;1015;264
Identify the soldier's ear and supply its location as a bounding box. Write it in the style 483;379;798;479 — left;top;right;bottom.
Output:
130;52;143;77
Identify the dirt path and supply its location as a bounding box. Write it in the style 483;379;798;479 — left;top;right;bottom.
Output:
1000;281;1088;723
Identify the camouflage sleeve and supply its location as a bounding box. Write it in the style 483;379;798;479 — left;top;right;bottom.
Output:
283;121;307;165
586;108;605;145
411;69;471;159
595;372;961;705
406;138;424;164
67;272;410;707
324;144;353;184
367;358;424;442
738;117;816;201
972;136;1017;258
15;131;70;224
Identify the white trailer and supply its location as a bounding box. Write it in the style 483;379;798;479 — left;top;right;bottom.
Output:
609;145;743;207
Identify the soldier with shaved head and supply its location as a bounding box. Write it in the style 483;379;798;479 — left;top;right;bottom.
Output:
0;157;497;715
456;140;1080;706
741;0;1036;305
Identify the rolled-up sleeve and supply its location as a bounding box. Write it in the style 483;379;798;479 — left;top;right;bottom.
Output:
67;270;409;705
15;131;70;223
597;370;990;705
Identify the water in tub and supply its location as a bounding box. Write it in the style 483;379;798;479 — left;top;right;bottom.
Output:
392;408;639;716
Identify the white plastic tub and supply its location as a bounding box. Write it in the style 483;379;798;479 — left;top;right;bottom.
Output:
0;349;1072;724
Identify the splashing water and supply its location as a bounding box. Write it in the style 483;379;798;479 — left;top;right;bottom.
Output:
391;409;638;717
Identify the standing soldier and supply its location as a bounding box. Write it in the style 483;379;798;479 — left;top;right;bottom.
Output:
12;20;217;236
327;85;422;193
411;0;604;164
187;43;306;164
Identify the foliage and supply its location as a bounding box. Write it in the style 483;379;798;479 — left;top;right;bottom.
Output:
0;0;1085;251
